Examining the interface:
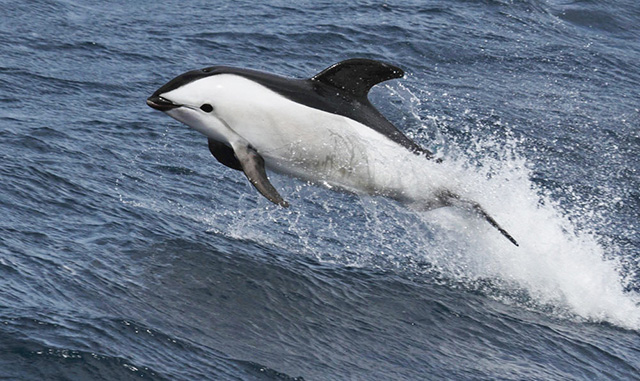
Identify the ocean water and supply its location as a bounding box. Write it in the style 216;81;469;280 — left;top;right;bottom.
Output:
1;0;639;379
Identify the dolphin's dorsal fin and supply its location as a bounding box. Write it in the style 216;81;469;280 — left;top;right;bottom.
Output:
311;58;404;99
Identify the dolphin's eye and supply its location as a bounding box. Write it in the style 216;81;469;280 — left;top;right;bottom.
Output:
200;104;213;113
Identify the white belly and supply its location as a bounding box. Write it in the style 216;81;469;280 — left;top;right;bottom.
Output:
228;99;444;201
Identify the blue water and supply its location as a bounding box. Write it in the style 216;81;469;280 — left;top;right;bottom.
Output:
2;0;639;379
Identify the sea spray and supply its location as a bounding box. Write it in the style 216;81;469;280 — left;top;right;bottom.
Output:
417;134;640;330
385;81;640;329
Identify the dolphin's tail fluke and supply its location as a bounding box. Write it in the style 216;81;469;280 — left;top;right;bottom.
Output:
467;201;519;247
435;190;519;247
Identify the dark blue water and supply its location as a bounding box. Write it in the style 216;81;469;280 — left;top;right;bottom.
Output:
2;0;639;379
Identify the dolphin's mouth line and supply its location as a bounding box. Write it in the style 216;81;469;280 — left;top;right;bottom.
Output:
147;95;181;111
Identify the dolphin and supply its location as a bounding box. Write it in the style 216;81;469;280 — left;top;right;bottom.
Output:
147;58;518;246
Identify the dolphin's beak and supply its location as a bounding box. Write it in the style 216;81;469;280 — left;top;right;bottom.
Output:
147;95;180;111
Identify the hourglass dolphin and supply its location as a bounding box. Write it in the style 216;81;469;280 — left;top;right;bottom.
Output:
147;58;518;246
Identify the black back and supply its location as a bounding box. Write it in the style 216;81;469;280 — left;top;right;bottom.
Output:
153;58;433;158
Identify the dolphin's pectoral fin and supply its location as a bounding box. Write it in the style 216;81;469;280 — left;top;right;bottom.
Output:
233;144;289;208
438;190;519;247
208;139;242;171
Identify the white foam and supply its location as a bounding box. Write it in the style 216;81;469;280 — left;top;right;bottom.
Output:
423;146;640;330
379;83;640;330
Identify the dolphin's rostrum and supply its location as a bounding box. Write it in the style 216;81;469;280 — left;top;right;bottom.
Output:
147;58;518;246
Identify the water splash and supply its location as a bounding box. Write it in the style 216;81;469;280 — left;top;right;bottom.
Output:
423;140;640;330
378;82;640;330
